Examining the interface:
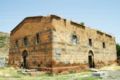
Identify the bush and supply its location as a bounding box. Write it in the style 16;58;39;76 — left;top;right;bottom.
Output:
0;36;7;48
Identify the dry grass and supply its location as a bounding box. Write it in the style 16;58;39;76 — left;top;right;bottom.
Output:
99;63;120;71
0;67;100;80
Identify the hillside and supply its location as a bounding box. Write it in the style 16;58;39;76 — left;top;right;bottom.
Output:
0;32;9;58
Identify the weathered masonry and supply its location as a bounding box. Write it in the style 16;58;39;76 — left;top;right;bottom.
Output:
9;15;117;73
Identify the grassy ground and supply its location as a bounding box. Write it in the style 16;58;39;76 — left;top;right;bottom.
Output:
0;64;120;80
0;67;101;80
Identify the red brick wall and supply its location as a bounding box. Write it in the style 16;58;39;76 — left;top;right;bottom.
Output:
9;16;53;69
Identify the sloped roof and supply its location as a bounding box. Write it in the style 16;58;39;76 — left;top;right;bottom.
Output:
11;14;63;35
11;16;43;35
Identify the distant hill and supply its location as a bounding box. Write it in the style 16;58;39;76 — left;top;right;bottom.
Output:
0;32;9;58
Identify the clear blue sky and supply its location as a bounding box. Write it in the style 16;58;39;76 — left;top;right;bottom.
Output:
0;0;120;43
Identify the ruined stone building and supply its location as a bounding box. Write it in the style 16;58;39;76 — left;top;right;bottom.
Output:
9;15;117;73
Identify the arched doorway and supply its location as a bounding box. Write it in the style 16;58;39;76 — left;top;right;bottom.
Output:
22;50;28;69
88;50;95;68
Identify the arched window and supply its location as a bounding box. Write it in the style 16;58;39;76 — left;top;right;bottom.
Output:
36;33;40;44
71;35;78;45
103;42;106;48
23;37;29;47
15;40;19;48
89;38;92;46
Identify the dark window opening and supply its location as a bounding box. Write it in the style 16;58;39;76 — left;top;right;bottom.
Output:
36;33;40;44
71;35;78;45
23;37;29;47
89;39;92;46
103;42;106;48
15;40;19;48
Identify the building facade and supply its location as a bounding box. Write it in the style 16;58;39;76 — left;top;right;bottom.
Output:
9;15;117;73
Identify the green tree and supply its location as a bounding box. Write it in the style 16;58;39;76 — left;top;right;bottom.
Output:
116;44;120;59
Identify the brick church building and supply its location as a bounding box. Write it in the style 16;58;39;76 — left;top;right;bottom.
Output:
9;15;117;73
